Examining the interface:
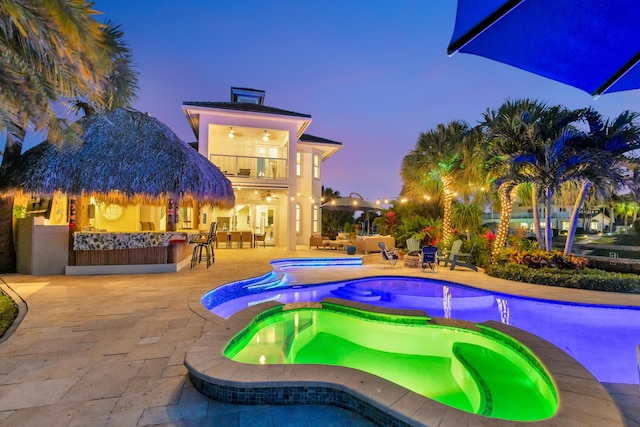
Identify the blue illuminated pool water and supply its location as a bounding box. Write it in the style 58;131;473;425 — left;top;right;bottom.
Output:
202;259;640;384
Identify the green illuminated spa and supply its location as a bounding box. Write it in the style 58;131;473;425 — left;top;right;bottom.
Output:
225;303;558;421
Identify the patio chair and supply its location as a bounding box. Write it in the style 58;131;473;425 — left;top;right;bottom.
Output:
254;233;266;248
216;231;229;248
450;242;478;272
406;237;420;255
378;242;400;268
240;231;252;248
191;222;217;268
229;231;242;248
438;239;463;267
420;246;439;272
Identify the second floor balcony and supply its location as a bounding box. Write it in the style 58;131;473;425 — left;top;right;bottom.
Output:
211;154;288;180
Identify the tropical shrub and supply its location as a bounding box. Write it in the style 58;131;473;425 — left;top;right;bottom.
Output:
485;264;638;293
373;211;397;235
0;291;17;338
413;218;443;247
499;248;589;270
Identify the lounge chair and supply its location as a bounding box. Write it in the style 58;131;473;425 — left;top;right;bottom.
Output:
420;246;439;272
450;242;478;272
438;239;463;267
406;237;420;255
378;242;400;268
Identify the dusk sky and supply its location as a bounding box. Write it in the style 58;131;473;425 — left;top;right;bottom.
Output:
84;0;640;202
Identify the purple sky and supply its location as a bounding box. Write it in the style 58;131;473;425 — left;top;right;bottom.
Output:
77;1;640;201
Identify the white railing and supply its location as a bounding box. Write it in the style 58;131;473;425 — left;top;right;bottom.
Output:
210;154;288;179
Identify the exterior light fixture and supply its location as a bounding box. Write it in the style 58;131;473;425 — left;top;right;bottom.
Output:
228;127;234;138
263;130;269;141
265;192;272;202
384;199;389;204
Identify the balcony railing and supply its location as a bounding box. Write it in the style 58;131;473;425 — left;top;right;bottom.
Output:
210;154;288;179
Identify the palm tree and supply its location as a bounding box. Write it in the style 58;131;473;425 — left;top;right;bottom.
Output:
401;121;477;244
482;99;550;255
0;1;116;272
451;201;483;241
563;109;640;256
69;21;139;116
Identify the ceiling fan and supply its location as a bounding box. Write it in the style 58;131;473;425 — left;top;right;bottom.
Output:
227;126;243;138
264;191;280;202
261;130;275;141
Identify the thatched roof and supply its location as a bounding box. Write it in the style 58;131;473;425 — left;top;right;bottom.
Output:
1;108;235;208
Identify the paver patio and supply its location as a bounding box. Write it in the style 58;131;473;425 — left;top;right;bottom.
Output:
0;247;638;426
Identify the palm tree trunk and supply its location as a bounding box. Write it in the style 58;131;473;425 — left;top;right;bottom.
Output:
0;129;25;273
441;176;454;244
492;184;518;257
0;197;16;273
531;183;543;249
544;188;553;251
564;182;590;257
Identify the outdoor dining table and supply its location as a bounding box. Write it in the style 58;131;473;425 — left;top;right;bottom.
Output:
216;231;254;248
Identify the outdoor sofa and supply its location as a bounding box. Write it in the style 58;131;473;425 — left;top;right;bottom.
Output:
356;235;395;254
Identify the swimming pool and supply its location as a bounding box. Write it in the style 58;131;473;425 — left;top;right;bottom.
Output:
225;302;558;421
202;259;640;385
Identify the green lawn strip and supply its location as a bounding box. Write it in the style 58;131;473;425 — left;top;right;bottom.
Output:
588;248;640;259
0;291;18;338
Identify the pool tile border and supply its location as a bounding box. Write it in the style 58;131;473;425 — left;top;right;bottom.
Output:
184;298;626;427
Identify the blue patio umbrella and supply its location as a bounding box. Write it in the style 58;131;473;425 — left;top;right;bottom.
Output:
448;0;640;97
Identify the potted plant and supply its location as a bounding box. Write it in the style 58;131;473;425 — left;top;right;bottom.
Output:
344;223;357;255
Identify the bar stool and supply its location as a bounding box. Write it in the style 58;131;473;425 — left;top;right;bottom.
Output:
191;222;216;268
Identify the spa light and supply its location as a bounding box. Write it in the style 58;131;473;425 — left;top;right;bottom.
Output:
263;130;269;141
228;127;234;138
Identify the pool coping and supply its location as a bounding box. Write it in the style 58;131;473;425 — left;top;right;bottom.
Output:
184;298;625;427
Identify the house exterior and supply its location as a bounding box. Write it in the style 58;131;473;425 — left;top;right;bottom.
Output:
182;87;342;250
483;204;610;235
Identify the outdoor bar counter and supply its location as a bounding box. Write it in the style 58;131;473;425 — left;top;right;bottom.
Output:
67;230;201;274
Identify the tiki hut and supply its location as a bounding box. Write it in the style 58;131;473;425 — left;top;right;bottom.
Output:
2;108;234;209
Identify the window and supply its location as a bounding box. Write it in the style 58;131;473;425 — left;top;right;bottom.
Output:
313;153;320;179
295;204;301;233
102;204;123;220
313;205;319;233
296;151;301;177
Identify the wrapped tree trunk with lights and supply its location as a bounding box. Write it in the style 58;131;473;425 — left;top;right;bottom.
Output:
492;184;518;257
400;121;480;247
441;178;455;244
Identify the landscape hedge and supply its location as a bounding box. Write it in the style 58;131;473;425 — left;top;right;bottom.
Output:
485;263;639;293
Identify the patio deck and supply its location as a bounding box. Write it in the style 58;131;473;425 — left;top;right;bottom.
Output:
0;247;638;426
